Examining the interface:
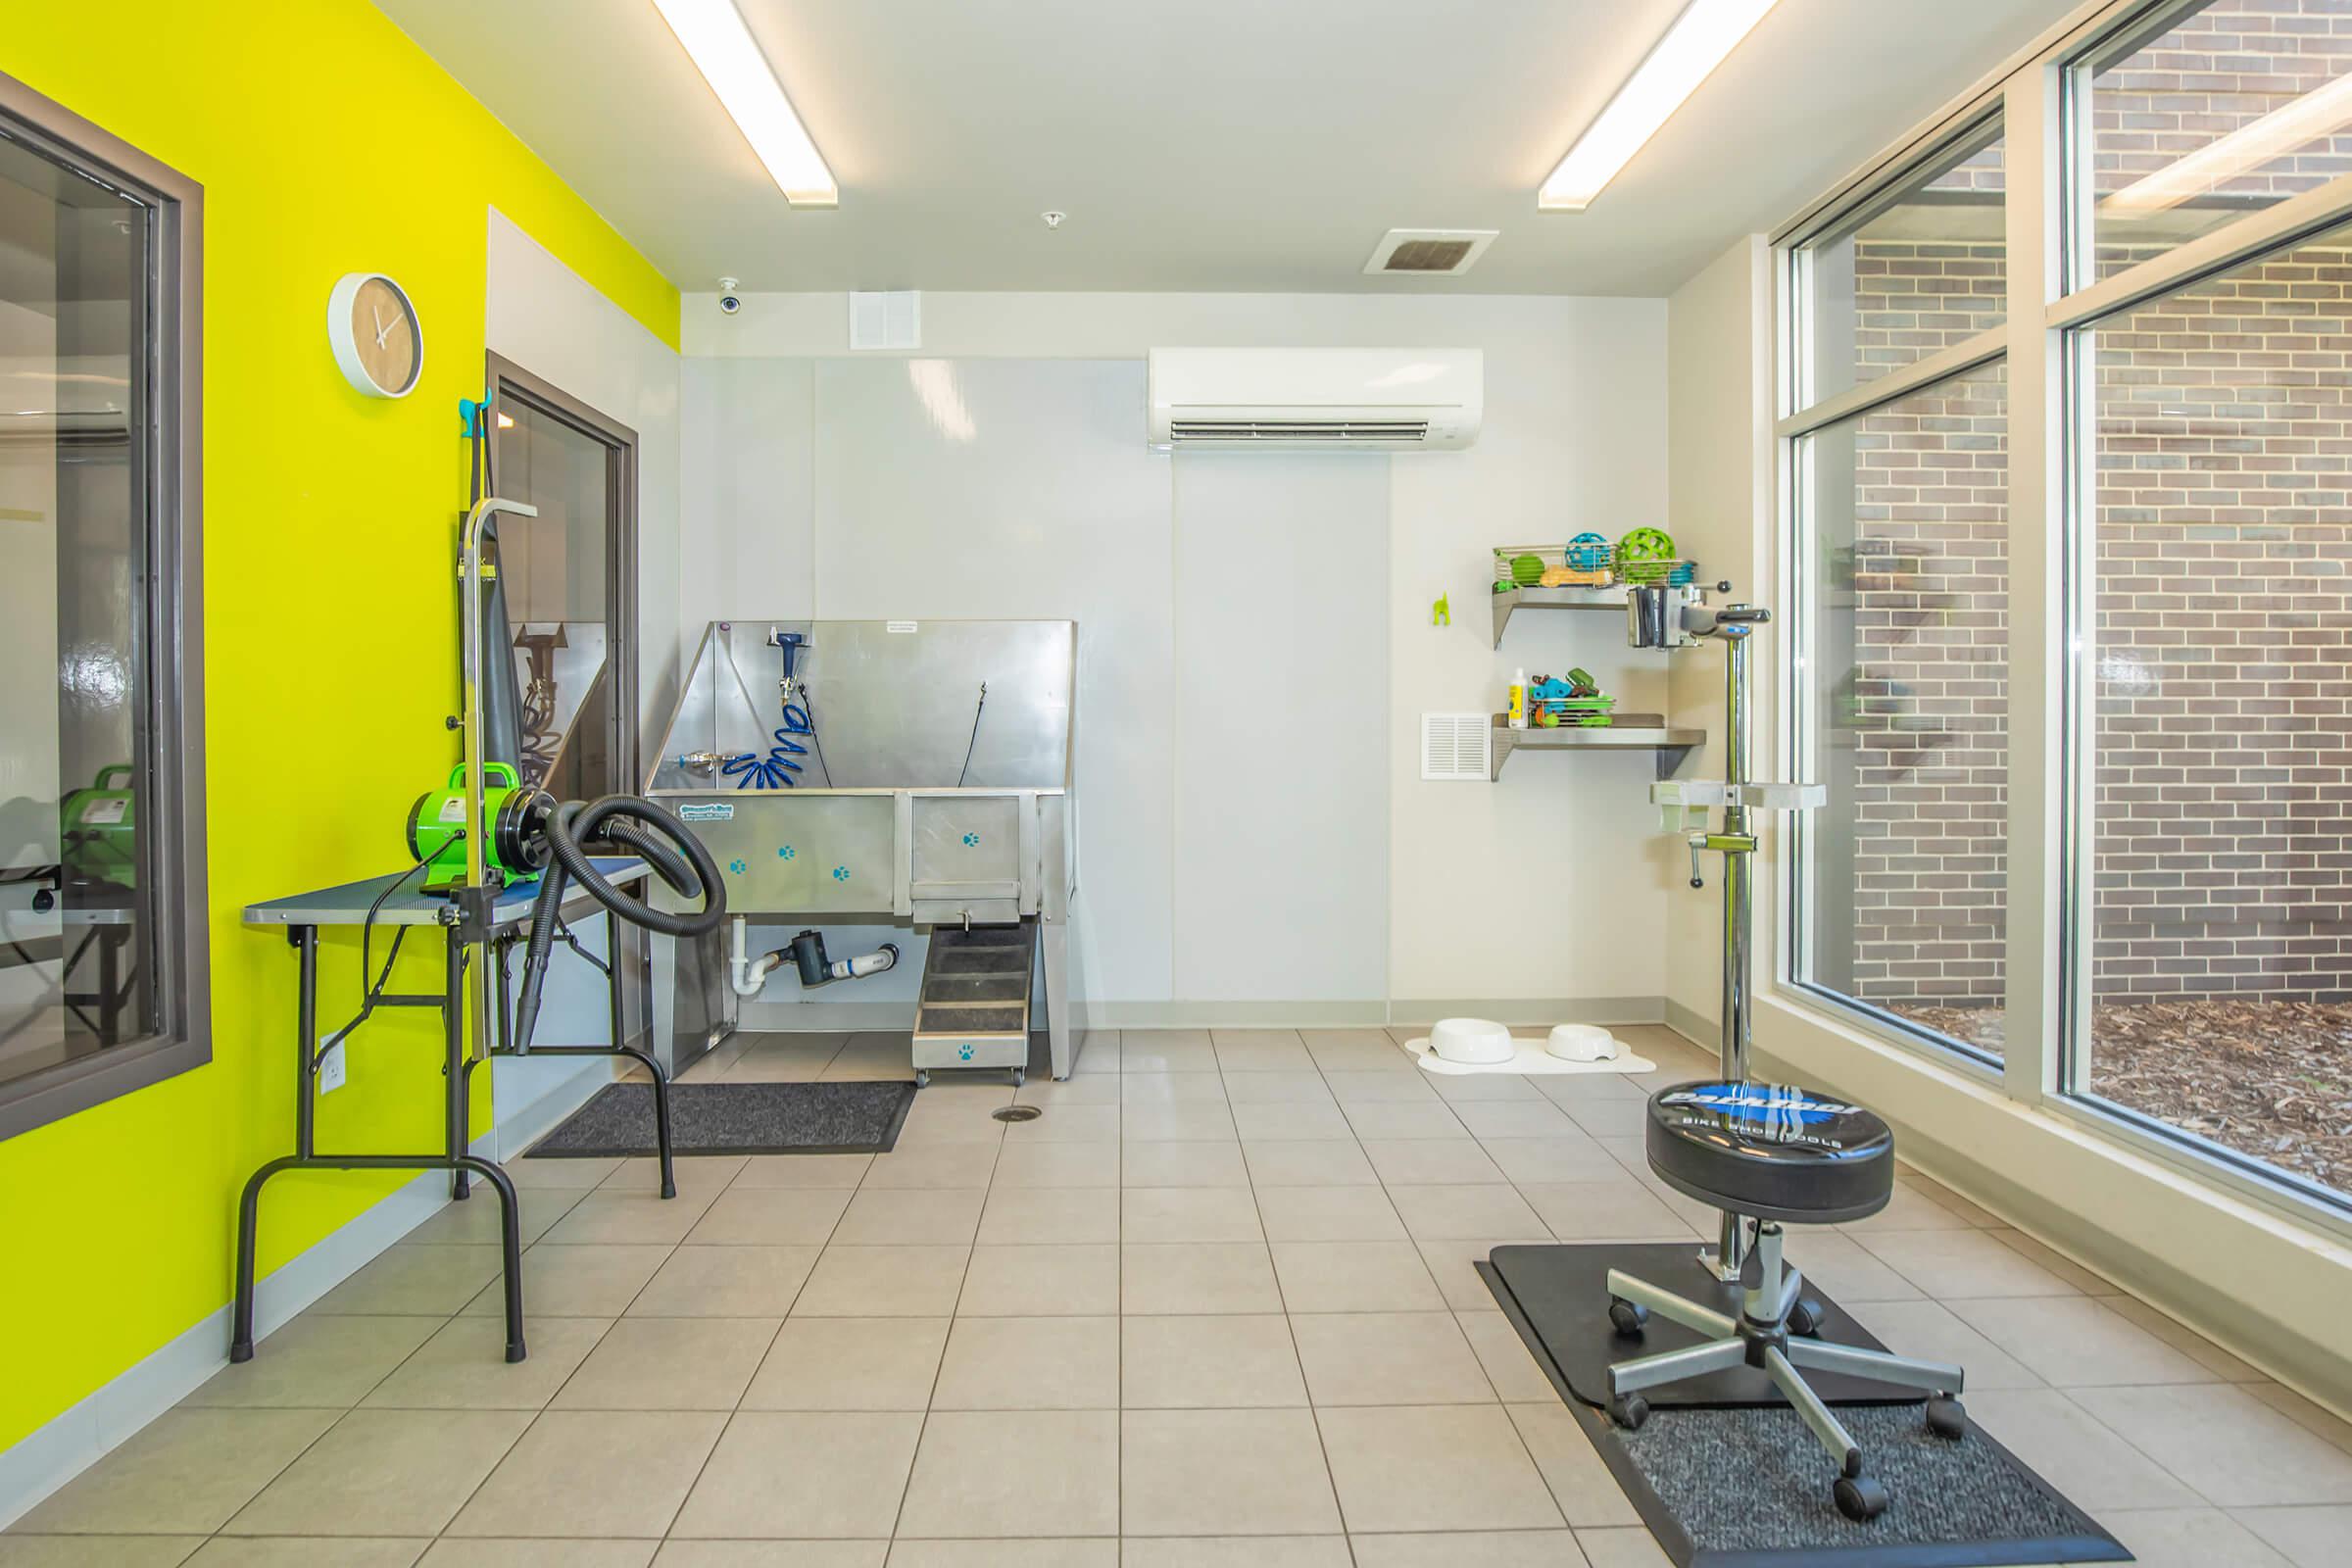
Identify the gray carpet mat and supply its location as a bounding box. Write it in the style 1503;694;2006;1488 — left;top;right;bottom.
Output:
526;1081;915;1158
1605;1401;2129;1564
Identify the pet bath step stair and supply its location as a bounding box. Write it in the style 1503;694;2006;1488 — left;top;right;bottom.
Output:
912;920;1037;1085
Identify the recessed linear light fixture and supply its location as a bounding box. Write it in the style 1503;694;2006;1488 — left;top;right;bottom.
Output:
1539;0;1780;213
653;0;837;207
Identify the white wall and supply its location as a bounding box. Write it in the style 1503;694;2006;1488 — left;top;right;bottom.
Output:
679;357;814;627
809;357;1177;1017
684;292;1674;1021
1172;457;1387;1006
1664;236;1775;1044
484;209;681;1066
487;209;684;743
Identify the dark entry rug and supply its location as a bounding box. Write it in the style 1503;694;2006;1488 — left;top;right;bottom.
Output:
527;1081;916;1158
1481;1256;2130;1566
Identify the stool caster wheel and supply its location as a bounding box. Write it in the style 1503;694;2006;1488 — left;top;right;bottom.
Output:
1834;1473;1888;1522
1608;1298;1649;1337
914;1070;930;1089
1926;1395;1968;1440
1010;1067;1025;1087
1607;1394;1650;1431
1787;1298;1825;1336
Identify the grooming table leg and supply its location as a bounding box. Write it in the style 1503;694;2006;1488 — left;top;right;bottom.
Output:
456;1154;527;1362
448;932;470;1201
612;908;673;1198
616;1044;677;1200
229;1156;302;1362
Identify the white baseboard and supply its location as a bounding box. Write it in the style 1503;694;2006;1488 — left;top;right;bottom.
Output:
1386;997;1666;1029
1072;1000;1395;1028
0;1054;613;1530
1664;998;1717;1048
738;997;1676;1032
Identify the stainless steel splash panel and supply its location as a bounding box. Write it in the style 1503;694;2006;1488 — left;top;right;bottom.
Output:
643;618;1077;1078
650;618;1072;794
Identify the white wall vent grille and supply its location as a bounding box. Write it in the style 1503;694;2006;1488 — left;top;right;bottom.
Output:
850;290;921;350
1421;712;1493;782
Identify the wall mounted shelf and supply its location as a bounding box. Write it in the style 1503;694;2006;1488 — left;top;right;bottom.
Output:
1490;584;1635;646
1489;715;1703;781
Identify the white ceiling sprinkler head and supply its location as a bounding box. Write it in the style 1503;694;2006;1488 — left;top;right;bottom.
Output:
1041;211;1066;229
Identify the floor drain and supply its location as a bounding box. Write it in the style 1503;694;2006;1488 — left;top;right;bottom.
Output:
993;1104;1043;1123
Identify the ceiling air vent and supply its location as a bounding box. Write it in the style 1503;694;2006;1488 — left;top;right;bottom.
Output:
1365;228;1497;276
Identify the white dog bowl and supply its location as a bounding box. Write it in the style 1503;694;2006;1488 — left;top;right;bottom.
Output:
1429;1017;1515;1065
1545;1024;1621;1063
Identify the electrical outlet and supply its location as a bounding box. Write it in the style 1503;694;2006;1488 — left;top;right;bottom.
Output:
318;1038;348;1094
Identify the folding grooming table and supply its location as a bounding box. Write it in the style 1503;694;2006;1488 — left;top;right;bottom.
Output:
234;858;653;1365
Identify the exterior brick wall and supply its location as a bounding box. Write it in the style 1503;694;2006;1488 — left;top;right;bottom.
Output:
1841;368;2011;1008
1825;0;2352;1013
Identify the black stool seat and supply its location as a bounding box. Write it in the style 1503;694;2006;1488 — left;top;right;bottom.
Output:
1645;1080;1895;1225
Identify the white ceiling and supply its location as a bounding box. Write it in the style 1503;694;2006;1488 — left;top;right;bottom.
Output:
375;0;2066;297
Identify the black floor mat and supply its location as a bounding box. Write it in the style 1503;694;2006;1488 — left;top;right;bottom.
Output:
1481;1255;2129;1566
1488;1242;1923;1408
526;1081;915;1158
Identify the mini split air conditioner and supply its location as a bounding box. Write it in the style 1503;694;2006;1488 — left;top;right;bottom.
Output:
1147;347;1482;452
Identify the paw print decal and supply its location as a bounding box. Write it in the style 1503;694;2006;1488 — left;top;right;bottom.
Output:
726;858;747;875
777;845;796;860
957;1043;975;1061
831;865;851;881
962;832;981;847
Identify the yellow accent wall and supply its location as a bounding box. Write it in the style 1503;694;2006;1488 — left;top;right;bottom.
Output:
0;2;677;1453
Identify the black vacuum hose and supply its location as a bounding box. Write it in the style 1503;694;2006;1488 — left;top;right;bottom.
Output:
510;794;727;1054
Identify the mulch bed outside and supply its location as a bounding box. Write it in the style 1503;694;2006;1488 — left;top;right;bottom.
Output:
1897;999;2351;1196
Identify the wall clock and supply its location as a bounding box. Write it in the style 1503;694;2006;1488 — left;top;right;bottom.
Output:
326;271;423;398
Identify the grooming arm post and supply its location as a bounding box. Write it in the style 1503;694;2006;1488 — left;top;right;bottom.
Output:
456;498;539;1125
1643;602;1826;1282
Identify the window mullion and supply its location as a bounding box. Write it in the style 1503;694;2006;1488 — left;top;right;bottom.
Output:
2001;62;2063;1106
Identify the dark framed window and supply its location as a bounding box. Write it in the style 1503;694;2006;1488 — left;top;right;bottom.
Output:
485;354;640;801
0;71;205;1140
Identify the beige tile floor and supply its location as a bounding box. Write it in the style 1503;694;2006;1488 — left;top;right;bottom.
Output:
9;1025;2352;1567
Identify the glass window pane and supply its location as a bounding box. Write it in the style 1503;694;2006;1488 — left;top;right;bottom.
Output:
0;134;160;1086
1799;362;2010;1058
1800;121;2006;410
498;396;613;795
2078;224;2352;1202
2085;0;2352;281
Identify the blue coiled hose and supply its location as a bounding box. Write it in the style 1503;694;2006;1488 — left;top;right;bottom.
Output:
722;702;817;789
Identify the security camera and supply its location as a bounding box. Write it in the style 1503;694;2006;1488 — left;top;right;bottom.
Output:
717;275;742;316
